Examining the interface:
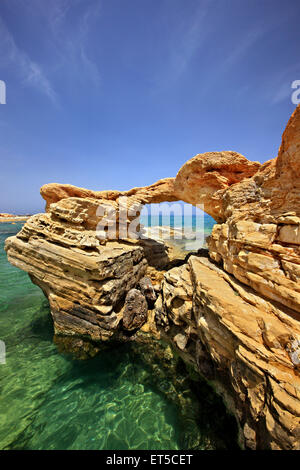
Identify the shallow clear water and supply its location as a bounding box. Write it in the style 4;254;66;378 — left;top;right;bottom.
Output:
0;222;237;450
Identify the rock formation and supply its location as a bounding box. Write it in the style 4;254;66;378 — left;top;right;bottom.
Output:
5;105;300;450
123;288;148;331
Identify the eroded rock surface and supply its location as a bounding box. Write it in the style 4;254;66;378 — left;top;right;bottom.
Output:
138;276;157;307
174;151;261;222
4;105;300;450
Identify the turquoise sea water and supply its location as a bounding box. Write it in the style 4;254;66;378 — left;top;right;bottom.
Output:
0;222;238;450
140;214;216;252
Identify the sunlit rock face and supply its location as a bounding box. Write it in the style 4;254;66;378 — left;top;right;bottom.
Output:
209;105;300;313
5;105;300;450
174;150;261;222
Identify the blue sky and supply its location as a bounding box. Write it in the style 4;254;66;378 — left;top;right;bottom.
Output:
0;0;299;213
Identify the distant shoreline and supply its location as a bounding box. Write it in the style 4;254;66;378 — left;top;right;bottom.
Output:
0;215;31;223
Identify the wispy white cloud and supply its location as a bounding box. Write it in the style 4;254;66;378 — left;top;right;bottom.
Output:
214;9;299;104
269;64;300;105
0;0;102;100
169;1;212;80
79;0;102;39
221;27;266;70
0;16;58;105
79;46;101;88
198;11;293;101
200;25;268;100
48;0;75;33
22;59;58;104
152;1;267;96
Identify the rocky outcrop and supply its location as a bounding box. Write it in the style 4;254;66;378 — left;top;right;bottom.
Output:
138;276;157;307
4;105;300;450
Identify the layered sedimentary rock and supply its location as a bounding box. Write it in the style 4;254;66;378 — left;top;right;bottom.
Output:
123;288;148;331
156;253;300;450
5;105;300;450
